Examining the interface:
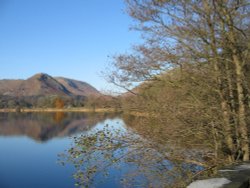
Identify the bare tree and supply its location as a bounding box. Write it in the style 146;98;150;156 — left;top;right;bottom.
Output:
107;0;250;161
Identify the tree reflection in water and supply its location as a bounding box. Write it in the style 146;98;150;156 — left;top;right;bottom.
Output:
0;112;118;142
59;118;203;188
53;112;66;123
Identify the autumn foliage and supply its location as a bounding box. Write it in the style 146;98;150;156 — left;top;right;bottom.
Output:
54;98;64;109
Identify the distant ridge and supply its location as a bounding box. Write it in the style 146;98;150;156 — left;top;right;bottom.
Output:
55;77;100;97
0;73;100;97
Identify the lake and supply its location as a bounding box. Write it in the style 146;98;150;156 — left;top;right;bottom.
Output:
0;112;201;188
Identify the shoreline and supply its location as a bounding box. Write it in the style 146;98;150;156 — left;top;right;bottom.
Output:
0;108;121;113
0;108;151;117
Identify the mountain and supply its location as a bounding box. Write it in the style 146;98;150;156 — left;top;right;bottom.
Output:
0;79;24;96
55;77;100;97
19;73;71;96
0;73;100;97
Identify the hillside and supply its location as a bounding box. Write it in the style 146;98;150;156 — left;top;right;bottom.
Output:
0;79;24;96
55;77;100;97
0;73;100;97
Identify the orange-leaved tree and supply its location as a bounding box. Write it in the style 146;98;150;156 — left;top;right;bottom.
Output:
54;97;64;109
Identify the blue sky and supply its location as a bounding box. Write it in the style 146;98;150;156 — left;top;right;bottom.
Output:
0;0;141;92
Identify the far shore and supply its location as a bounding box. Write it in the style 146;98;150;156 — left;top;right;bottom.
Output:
0;107;121;113
0;108;153;117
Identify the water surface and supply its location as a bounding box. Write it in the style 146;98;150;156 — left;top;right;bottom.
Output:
0;112;123;188
0;112;200;188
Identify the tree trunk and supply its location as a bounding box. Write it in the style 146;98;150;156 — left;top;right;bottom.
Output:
233;54;249;161
204;4;235;161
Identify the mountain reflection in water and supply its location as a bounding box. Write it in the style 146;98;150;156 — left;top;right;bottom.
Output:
0;112;117;141
0;112;123;188
0;112;203;188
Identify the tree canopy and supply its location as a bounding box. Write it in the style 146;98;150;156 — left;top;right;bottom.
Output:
108;0;250;162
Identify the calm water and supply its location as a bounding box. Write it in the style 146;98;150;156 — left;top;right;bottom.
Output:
0;112;200;188
0;112;123;188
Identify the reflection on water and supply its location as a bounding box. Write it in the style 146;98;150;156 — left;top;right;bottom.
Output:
0;112;122;188
0;112;117;141
0;112;203;188
53;112;66;123
60;115;203;188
